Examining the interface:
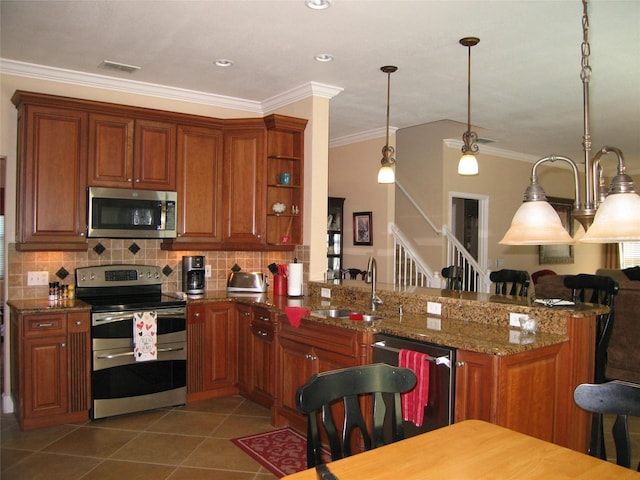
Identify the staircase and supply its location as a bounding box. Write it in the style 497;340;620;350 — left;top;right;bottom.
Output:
392;181;491;293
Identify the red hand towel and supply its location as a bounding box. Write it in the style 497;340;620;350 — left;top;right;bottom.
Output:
399;349;430;427
284;306;310;328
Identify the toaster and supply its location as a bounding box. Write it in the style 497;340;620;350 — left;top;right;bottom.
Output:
226;272;268;293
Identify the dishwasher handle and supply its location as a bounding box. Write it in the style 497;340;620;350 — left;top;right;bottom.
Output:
372;340;452;369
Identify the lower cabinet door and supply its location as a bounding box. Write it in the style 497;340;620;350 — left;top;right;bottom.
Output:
24;336;68;418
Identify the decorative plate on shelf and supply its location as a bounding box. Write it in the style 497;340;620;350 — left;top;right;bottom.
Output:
272;202;286;214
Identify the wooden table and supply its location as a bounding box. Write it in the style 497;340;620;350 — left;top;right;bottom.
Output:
282;420;639;479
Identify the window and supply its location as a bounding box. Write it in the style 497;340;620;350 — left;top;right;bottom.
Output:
620;242;640;268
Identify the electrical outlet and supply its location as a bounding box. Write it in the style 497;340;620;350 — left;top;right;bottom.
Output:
205;265;211;278
427;301;442;315
321;288;331;299
27;271;49;286
510;312;527;328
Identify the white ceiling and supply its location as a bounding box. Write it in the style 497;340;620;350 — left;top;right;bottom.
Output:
1;0;639;173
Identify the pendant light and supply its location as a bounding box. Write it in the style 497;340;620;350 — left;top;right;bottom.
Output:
377;65;397;184
500;0;640;245
458;37;480;176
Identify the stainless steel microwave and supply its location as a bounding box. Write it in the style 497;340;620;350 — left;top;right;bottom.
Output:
87;187;177;239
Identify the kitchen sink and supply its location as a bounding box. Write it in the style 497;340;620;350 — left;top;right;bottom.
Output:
360;314;385;322
311;308;359;318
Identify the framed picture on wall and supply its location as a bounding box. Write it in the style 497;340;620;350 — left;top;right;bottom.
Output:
353;211;373;246
539;197;574;264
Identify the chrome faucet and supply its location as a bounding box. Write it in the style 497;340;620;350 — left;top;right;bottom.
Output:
366;256;383;311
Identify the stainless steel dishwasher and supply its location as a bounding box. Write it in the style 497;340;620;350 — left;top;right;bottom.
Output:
372;332;456;438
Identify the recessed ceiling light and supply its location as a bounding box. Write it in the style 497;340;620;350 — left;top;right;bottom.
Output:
214;59;233;67
305;0;331;10
314;54;334;62
98;60;140;74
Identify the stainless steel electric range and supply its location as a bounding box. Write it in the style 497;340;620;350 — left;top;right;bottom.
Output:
75;264;187;420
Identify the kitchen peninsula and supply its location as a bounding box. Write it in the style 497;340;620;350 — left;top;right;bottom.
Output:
8;280;604;455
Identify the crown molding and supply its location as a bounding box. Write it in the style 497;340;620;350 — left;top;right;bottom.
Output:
0;59;343;115
330;126;398;148
444;138;541;164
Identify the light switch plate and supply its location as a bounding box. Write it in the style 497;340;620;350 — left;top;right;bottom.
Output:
27;271;49;286
510;312;526;328
321;287;331;299
427;301;442;315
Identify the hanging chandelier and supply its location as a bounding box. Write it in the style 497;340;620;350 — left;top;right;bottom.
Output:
500;0;640;245
458;37;480;176
377;65;397;184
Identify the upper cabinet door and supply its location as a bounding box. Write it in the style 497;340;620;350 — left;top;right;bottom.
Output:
16;104;88;250
88;113;134;188
174;124;224;243
222;123;266;245
134;119;177;191
89;115;176;191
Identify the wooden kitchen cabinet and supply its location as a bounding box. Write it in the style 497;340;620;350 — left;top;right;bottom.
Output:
222;120;266;247
187;302;238;401
236;304;279;409
455;343;563;444
163;123;224;248
88;113;176;190
274;319;370;431
10;309;91;430
12;94;89;251
264;115;307;248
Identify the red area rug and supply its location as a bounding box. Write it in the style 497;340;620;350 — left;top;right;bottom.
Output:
231;427;328;478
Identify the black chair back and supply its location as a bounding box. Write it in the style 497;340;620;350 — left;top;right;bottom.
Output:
296;363;417;468
489;269;530;297
574;381;640;471
441;266;463;291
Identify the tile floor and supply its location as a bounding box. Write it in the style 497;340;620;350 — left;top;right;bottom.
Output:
1;396;280;480
1;397;638;479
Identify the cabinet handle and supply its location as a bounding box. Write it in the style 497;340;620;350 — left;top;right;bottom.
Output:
258;330;268;337
36;322;54;328
305;353;317;361
455;361;466;368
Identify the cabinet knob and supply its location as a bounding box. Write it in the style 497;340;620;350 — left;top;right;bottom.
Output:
127;178;132;182
455;361;466;368
79;232;85;237
194;312;200;317
135;179;140;183
76;321;82;326
61;343;66;348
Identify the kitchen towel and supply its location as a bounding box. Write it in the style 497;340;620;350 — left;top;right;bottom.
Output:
133;311;158;362
287;263;303;297
399;349;430;427
284;306;310;328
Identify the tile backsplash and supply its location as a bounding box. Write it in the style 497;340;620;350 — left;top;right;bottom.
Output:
8;240;308;300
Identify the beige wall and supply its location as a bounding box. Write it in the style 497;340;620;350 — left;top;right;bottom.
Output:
328;136;395;283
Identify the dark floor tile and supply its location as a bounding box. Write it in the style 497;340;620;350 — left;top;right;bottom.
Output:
43;425;139;457
80;459;177;480
1;451;100;480
110;431;206;465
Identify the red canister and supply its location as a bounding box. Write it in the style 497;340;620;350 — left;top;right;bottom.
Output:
273;275;287;296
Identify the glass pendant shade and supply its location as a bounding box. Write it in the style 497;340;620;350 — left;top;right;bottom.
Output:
458;154;479;175
579;192;640;242
499;201;574;245
377;164;395;183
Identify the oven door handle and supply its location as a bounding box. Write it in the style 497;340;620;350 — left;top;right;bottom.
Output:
372;340;452;369
97;346;185;359
93;308;186;325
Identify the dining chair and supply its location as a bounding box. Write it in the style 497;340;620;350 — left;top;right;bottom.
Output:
489;269;530;297
441;265;463;291
531;269;556;284
574;380;640;471
296;363;417;468
564;273;620;459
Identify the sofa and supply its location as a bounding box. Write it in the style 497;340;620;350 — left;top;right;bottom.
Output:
534;267;640;384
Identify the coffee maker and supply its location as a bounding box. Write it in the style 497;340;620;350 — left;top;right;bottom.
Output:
182;255;205;298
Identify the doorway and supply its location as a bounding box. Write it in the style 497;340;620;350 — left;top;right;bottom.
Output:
450;192;488;271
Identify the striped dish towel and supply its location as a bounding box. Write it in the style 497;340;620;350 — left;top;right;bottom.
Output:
399;349;430;427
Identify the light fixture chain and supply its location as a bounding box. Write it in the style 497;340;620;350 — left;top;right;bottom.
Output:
580;0;591;83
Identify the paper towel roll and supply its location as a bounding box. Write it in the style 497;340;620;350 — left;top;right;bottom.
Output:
287;263;303;297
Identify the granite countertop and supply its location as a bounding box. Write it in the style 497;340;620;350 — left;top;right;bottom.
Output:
8;283;606;356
